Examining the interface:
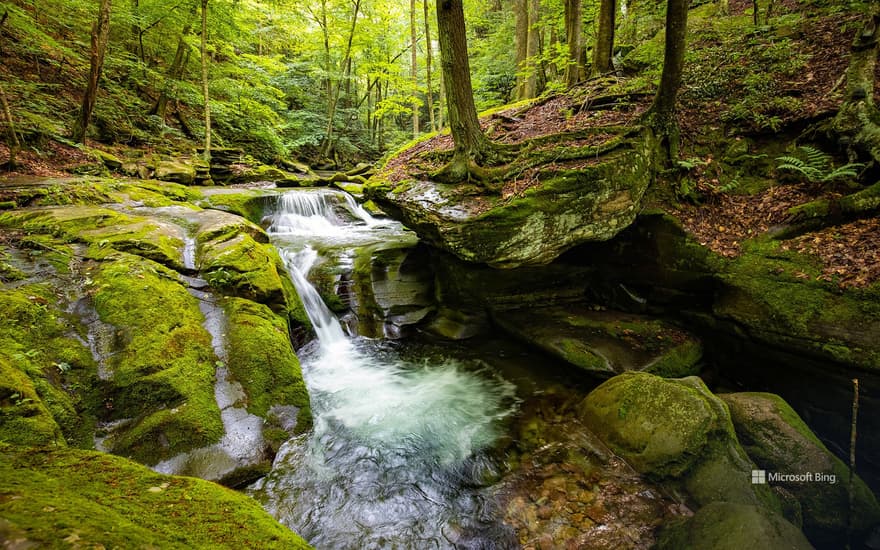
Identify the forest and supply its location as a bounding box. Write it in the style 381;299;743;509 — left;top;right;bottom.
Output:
2;0;880;548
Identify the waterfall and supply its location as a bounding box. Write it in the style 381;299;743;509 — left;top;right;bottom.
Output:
257;189;520;548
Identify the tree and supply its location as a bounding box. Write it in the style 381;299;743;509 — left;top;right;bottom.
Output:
434;0;495;183
410;0;419;137
72;0;112;143
200;0;211;161
514;0;529;99
523;0;541;98
647;0;688;162
593;0;616;75
423;0;437;132
564;0;582;87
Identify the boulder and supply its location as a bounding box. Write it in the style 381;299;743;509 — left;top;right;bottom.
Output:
366;143;652;268
495;307;702;378
655;502;813;550
721;392;880;546
579;373;777;509
155;160;196;185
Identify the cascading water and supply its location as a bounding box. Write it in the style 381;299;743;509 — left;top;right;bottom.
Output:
252;189;521;548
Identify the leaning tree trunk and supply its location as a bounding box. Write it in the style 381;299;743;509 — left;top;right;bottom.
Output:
830;8;880;164
647;0;688;163
0;83;20;169
200;0;211;161
72;0;112;144
435;0;493;183
593;0;616;75
150;27;191;122
564;0;582;87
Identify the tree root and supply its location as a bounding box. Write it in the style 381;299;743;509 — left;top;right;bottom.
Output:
770;181;880;239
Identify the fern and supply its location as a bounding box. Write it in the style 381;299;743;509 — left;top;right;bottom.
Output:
776;146;864;184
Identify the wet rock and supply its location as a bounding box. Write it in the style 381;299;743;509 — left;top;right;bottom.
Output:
366;143;652;268
655;502;813;550
200;232;289;305
721;392;880;546
495;307;702;378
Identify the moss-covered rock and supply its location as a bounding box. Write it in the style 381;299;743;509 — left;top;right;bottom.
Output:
88;253;223;464
0;444;311;548
579;372;777;510
0;206;188;270
225;298;311;431
495;307;702;378
0;284;97;447
721;392;880;545
366;140;652;268
200;232;288;305
655;502;813;550
155;159;196;185
196;189;276;225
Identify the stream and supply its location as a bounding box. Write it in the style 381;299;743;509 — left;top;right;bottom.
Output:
250;190;524;548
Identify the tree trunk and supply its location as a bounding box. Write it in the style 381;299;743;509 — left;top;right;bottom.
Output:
648;0;688;162
200;0;211;161
411;0;420;138
437;59;446;129
322;0;361;160
831;8;880;164
593;0;616;75
0;83;20;169
564;0;582;87
72;0;111;143
523;0;541;99
514;0;529;100
150;27;191;122
423;0;436;132
435;0;493;182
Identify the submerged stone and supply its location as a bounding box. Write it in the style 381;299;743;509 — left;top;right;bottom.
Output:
655;502;813;550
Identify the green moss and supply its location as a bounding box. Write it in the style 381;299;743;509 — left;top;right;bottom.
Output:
0;444;311;548
197;190;274;224
201;233;288;305
0;285;97;447
88;253;222;463
224;298;311;429
646;340;704;378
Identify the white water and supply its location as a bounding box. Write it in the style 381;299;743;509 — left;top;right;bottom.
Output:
253;189;520;548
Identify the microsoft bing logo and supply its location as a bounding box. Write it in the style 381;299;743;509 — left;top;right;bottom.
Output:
751;470;767;484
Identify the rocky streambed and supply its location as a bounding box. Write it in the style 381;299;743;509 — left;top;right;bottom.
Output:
0;176;878;549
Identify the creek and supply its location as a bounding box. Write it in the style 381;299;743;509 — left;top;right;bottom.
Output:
251;190;524;548
247;189;680;549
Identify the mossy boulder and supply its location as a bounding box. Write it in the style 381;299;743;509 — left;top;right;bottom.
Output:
88;253;223;464
366;143;652;268
155;159;196;185
200;232;289;306
495;307;702;378
579;372;776;509
655;502;813;550
721;392;880;545
0;444;311;548
196;188;276;225
225;298;311;431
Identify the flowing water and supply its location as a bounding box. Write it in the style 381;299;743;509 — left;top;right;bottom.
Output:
251;189;522;548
